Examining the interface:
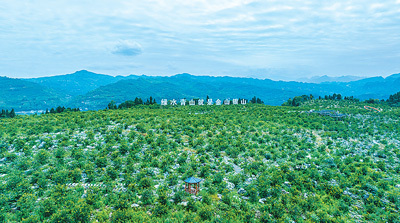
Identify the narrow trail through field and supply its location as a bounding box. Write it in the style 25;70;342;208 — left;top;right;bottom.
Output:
364;106;382;112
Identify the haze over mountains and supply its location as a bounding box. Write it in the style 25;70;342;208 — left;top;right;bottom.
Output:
297;75;366;83
1;70;400;111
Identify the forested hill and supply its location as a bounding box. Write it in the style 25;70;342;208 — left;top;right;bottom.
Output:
0;76;63;111
73;73;400;110
26;70;140;97
72;74;296;110
1;71;400;111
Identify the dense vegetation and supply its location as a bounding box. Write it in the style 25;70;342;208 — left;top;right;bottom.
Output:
27;70;140;97
0;109;16;118
71;73;400;110
0;101;399;222
283;92;400;108
387;91;400;107
108;97;157;110
0;77;63;111
44;106;80;114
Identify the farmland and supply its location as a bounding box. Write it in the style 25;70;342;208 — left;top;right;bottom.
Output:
1;101;399;222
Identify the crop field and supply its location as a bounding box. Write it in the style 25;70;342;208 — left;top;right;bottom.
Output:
1;101;399;222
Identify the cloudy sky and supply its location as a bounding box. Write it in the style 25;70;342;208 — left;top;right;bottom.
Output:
1;0;400;80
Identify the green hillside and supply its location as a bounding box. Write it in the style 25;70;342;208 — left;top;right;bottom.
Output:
72;75;295;110
3;71;400;111
0;77;63;111
0;101;399;222
72;73;400;110
27;70;140;97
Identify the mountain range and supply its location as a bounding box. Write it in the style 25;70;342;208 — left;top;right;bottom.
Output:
297;75;365;83
1;70;400;111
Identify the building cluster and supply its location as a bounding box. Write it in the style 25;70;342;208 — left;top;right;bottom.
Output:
160;98;247;106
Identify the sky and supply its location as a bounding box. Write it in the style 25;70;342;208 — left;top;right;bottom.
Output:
1;0;400;80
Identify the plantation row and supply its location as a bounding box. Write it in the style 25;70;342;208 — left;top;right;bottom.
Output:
0;101;399;222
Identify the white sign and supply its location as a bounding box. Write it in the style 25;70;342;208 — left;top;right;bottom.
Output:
171;99;177;105
156;97;250;106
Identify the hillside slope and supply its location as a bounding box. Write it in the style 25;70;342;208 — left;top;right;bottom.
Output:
72;73;400;110
27;70;139;97
0;102;399;222
0;76;63;111
3;71;400;111
72;74;299;109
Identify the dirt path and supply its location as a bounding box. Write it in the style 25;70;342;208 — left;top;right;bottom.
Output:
364;106;381;112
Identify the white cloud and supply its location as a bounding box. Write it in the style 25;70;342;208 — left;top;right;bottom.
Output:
370;3;385;9
0;0;399;78
112;41;142;57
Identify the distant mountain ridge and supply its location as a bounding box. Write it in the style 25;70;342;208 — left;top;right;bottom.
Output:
27;70;140;97
0;76;63;111
297;75;365;83
1;71;400;111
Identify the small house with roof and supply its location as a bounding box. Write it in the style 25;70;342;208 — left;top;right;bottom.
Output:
184;177;202;195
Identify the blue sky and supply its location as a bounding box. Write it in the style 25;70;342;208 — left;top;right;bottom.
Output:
1;0;400;80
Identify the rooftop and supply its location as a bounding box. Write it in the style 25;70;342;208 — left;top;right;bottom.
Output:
184;176;202;184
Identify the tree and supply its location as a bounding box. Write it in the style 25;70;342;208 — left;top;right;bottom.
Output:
56;106;64;113
139;177;153;189
199;205;213;220
248;187;258;203
107;101;117;109
186;198;197;212
134;97;143;105
35;149;49;165
9;109;15;118
282;95;311;106
17;193;37;220
0;109;17;118
387;91;400;106
251;96;257;104
250;96;264;104
141;189;153;205
157;188;168;206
